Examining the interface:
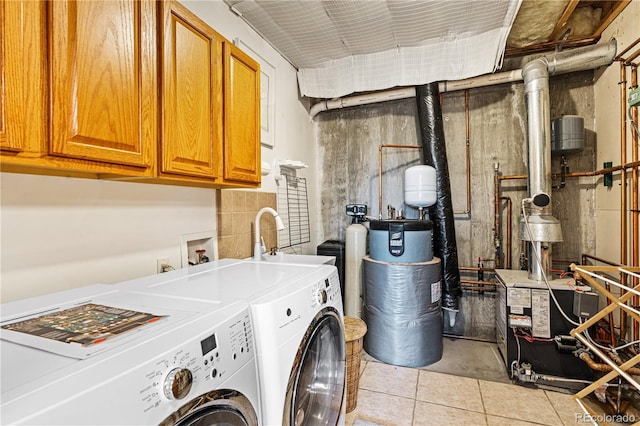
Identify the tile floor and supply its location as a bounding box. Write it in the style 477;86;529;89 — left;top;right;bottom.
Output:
344;339;627;426
346;362;585;425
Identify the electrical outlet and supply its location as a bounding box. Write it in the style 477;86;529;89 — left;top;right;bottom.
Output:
157;258;170;273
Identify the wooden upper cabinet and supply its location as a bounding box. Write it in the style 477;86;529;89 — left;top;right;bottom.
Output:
160;1;223;179
49;0;157;168
224;43;261;184
0;1;47;155
2;0;261;187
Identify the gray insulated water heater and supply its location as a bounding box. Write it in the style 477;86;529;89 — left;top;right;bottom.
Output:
363;256;443;367
551;115;584;155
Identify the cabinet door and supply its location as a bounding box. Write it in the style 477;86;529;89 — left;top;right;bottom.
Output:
49;0;156;168
160;1;223;179
224;43;261;184
0;0;47;154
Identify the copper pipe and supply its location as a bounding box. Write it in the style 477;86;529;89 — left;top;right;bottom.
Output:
562;162;640;177
631;65;639;340
458;89;471;216
501;196;513;269
578;352;640;376
581;253;623;347
460;265;496;273
494;164;502;268
581;253;623;267
505;36;598;58
459;264;498;291
616;36;640;61
499;174;527;181
377;144;422;218
624;48;640;65
497;161;640;182
461;286;497;292
620;62;629;339
461;279;498;286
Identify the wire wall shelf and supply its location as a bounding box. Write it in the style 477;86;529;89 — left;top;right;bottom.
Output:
277;174;310;248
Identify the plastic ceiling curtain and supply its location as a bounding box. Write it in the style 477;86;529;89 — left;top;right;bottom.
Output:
224;0;523;98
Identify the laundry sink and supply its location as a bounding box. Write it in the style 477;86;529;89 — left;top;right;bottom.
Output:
257;253;336;266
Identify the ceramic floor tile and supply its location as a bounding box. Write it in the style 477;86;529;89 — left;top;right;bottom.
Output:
423;338;511;384
479;380;563;425
358;361;419;399
486;415;546;425
416;370;484;413
352;420;386;426
544;390;584;425
345;389;415;426
360;359;367;376
413;401;488;426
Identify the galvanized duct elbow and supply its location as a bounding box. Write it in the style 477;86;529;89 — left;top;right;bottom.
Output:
544;39;617;76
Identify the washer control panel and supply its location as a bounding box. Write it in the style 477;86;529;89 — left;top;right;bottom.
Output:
311;269;341;309
135;307;254;417
7;304;257;425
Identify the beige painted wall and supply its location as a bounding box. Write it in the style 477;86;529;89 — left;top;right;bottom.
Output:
594;1;640;265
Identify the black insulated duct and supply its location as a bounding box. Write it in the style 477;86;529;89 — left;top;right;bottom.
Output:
416;83;461;318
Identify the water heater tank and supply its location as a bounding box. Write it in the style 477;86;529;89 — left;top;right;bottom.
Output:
404;165;436;208
551;115;584;155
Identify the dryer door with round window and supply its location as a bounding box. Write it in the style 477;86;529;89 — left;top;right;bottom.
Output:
284;307;346;426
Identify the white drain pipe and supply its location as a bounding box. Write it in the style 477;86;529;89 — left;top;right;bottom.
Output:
309;40;617;118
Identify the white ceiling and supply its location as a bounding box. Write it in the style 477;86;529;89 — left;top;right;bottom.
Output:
225;0;523;98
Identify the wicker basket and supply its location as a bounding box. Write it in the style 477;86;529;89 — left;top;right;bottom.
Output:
344;316;367;413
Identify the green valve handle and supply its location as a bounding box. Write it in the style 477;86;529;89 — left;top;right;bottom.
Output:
603;161;613;187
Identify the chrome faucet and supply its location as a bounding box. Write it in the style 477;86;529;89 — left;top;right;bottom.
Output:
253;207;285;260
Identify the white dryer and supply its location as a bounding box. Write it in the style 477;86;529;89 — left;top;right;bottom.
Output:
117;259;347;426
1;282;261;425
249;262;346;426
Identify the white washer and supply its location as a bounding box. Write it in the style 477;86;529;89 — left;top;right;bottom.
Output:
1;281;261;425
117;259;347;426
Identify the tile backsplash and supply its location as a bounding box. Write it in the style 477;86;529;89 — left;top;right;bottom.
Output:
217;190;278;259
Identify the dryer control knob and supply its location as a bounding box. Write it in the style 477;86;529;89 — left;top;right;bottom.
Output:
164;368;193;400
317;289;328;305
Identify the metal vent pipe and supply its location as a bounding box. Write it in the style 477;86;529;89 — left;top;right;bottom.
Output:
520;59;563;281
519;40;616;281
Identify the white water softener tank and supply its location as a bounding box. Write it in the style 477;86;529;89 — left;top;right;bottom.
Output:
345;204;368;318
404;165;437;208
